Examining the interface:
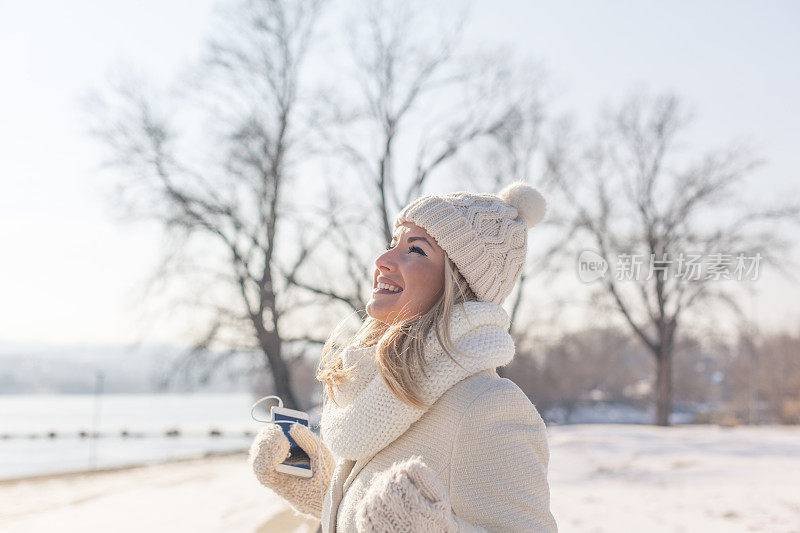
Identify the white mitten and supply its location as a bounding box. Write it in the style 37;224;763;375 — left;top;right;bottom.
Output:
248;422;335;520
355;455;459;533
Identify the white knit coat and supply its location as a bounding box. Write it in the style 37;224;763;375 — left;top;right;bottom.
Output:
318;301;558;532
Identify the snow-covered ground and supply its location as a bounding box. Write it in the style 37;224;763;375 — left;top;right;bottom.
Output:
547;424;800;532
1;424;798;533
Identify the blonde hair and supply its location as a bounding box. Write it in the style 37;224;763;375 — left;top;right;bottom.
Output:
316;254;478;409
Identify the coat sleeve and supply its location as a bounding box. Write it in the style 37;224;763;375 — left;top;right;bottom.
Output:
448;380;558;532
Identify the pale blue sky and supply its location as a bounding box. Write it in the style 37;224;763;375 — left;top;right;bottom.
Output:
1;0;798;347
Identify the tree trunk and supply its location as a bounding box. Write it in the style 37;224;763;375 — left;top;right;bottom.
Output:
655;349;672;426
267;350;300;411
256;323;301;411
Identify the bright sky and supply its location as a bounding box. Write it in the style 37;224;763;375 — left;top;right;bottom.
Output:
1;0;798;349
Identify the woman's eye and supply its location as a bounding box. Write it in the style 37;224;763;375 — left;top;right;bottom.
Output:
384;242;425;256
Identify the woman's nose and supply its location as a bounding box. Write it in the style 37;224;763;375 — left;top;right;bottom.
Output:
375;249;397;271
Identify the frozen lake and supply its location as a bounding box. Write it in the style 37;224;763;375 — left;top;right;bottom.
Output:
0;393;294;480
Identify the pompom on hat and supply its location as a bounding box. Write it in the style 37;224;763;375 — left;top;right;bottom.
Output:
393;181;547;306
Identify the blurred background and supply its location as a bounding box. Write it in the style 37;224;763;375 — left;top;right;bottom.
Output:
1;0;799;531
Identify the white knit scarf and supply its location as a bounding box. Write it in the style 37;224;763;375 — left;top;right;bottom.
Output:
319;300;516;461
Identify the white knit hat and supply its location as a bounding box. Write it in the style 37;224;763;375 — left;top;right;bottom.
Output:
393;181;547;306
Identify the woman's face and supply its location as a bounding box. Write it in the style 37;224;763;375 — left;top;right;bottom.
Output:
366;222;446;325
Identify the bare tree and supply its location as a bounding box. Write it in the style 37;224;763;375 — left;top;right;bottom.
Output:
542;87;800;425
283;0;556;329
83;0;327;410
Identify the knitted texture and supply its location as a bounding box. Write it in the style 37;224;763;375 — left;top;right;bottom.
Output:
320;300;515;461
322;373;558;532
354;455;459;533
248;421;336;520
393;181;547;306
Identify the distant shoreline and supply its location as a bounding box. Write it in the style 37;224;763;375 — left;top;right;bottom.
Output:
0;448;248;486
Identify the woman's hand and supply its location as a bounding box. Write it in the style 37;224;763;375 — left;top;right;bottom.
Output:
355;455;459;533
248;422;335;520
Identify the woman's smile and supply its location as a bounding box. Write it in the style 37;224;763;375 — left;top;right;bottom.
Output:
373;287;403;295
374;277;404;295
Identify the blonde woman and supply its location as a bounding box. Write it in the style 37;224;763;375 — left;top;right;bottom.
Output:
249;181;558;532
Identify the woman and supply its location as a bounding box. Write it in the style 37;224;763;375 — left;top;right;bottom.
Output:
249;181;558;532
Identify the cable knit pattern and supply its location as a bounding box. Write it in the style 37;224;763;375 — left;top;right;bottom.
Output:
320;300;515;462
393;181;547;306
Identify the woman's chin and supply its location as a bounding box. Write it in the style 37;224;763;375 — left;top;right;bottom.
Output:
365;300;384;317
366;301;395;323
